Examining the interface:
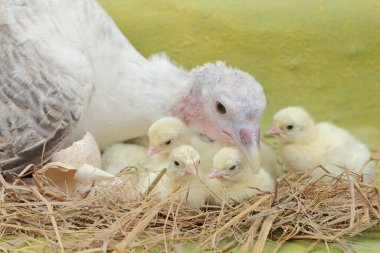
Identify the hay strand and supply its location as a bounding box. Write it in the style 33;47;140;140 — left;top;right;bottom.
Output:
0;165;379;252
252;213;279;253
199;194;273;248
114;198;170;252
31;187;64;253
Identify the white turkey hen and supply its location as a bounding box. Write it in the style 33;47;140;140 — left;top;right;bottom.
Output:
0;0;266;179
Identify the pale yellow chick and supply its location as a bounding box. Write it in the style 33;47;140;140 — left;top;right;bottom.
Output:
209;147;275;204
148;117;189;156
148;116;281;178
157;145;210;209
148;116;224;171
267;106;376;183
101;143;148;175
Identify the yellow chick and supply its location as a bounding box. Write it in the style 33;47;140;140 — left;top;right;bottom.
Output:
267;106;376;182
101;143;148;175
157;145;210;209
148;117;189;156
148;116;224;171
209;147;275;204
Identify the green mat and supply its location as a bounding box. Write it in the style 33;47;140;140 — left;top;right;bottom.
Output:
1;228;380;252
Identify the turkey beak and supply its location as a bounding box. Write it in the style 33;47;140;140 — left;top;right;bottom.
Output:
209;168;226;179
239;128;261;149
147;146;159;156
223;126;260;173
237;127;261;174
266;126;283;136
184;161;197;175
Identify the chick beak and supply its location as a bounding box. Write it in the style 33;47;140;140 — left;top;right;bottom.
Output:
238;128;261;174
147;146;159;156
209;168;226;179
266;126;283;136
184;162;197;175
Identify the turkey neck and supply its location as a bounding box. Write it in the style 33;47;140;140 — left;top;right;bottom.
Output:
73;49;192;148
171;87;208;134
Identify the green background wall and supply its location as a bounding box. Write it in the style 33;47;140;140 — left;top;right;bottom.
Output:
98;0;380;150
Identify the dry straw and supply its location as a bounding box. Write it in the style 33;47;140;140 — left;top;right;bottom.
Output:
0;159;379;252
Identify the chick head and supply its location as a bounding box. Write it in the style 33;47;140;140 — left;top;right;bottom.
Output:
167;145;201;180
148;117;188;155
209;147;250;182
266;106;316;143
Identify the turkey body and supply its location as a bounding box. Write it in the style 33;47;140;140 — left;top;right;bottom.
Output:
0;0;190;174
0;0;266;177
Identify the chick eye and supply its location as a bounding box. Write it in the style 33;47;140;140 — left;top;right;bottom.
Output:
228;165;236;171
165;140;172;145
215;101;226;115
173;161;180;167
286;125;294;130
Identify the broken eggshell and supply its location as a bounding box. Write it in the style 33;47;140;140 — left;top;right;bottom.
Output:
40;132;121;193
51;132;102;169
38;162;121;194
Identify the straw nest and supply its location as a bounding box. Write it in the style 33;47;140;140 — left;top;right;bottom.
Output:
0;161;380;253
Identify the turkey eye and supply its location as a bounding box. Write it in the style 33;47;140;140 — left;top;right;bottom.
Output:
165;140;172;145
286;125;294;130
174;161;180;167
215;101;226;114
228;165;236;171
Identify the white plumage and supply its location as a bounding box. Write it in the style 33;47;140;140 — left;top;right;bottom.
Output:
267;106;377;183
0;0;266;178
208;147;275;204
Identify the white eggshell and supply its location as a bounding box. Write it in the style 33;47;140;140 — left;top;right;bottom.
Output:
51;132;102;169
